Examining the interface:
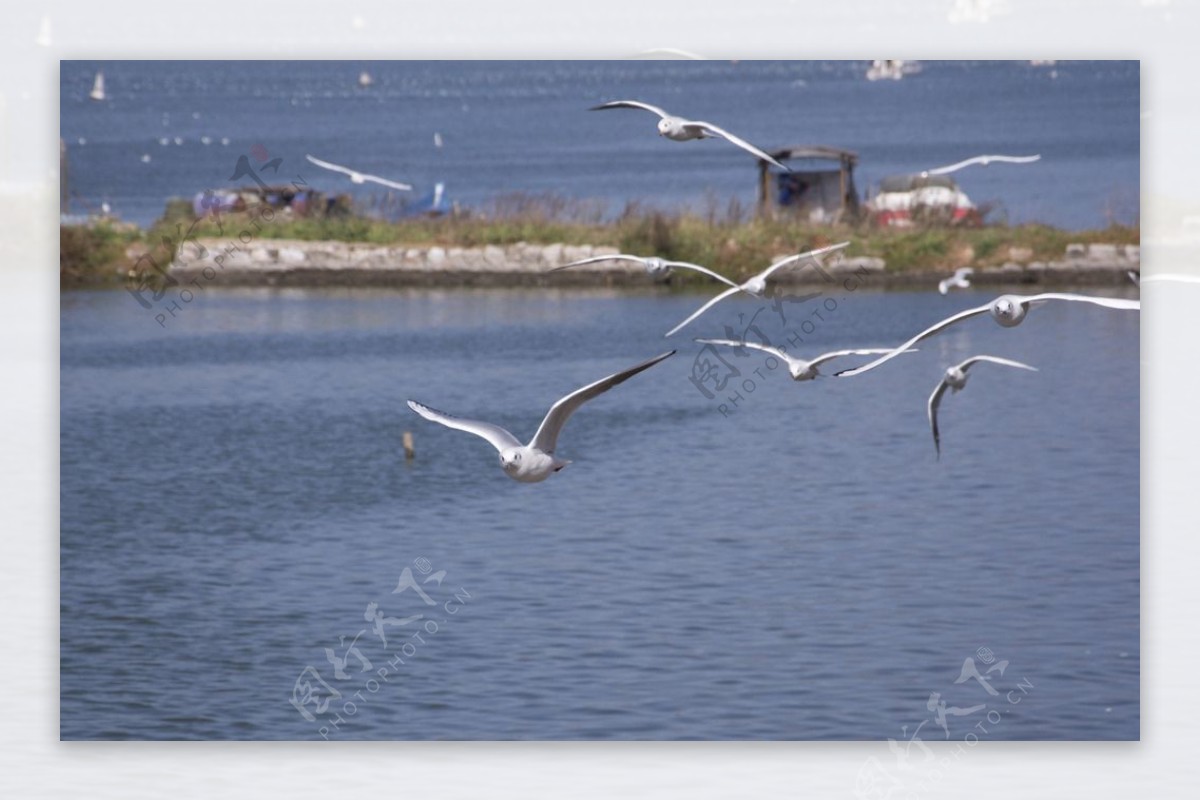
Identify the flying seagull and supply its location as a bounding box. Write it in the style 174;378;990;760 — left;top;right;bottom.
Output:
305;154;413;191
629;47;707;60
551;254;740;286
590;100;790;171
836;293;1140;378
696;339;917;382
406;351;675;483
938;267;974;295
928;355;1038;459
664;242;849;337
921;154;1040;177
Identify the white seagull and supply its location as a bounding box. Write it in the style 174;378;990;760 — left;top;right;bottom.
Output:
836;292;1140;378
921;154;1040;177
938;267;974;295
406;351;675;483
664;242;849;337
696;339;917;382
928;355;1038;459
629;47;707;60
590;100;790;171
305;154;413;191
551;254;740;286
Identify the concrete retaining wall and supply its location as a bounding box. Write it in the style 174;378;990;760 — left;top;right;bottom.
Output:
168;238;1140;288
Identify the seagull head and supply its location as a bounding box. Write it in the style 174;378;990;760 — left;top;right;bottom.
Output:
656;118;673;137
350;173;365;184
644;257;670;277
743;276;768;295
498;449;523;474
990;295;1027;328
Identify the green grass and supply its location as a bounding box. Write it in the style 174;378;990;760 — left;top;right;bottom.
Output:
59;222;143;288
62;194;1140;289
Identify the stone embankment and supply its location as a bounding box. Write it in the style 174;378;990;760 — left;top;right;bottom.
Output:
167;239;1140;288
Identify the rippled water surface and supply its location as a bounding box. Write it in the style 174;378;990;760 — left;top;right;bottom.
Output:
60;286;1139;740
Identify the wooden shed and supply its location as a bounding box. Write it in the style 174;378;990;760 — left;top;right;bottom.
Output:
757;145;860;223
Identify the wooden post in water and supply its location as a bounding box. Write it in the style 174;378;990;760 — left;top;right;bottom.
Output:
402;430;415;461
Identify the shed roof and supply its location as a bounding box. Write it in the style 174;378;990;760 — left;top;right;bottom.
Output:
766;145;859;165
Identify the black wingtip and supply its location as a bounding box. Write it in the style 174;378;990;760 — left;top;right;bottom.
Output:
650;349;677;364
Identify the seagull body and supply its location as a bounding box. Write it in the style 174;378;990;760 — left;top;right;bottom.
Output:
665;242;849;337
938;267;974;295
590;100;790;171
305;154;413;191
922;154;1041;177
928;355;1038;458
552;254;739;286
836;292;1140;378
406;351;675;483
695;339;915;381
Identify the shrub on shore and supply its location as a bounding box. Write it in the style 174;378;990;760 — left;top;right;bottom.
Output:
63;193;1140;288
59;222;141;289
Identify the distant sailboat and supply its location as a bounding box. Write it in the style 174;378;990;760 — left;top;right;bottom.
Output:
89;72;106;101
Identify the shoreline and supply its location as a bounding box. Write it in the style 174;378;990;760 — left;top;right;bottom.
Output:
161;237;1139;290
60;211;1142;292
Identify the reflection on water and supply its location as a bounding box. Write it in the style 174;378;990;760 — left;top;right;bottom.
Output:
61;286;1139;739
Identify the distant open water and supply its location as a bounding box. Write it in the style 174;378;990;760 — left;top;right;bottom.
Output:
59;60;1138;230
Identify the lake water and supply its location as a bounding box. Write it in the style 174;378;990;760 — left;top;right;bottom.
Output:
60;285;1140;740
58;60;1139;230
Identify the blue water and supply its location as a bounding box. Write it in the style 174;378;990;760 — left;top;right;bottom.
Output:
59;60;1139;229
60;284;1139;740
